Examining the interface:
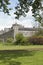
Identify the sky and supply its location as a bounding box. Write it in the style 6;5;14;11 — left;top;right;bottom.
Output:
0;0;36;30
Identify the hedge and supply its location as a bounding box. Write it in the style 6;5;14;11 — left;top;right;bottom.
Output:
29;36;43;45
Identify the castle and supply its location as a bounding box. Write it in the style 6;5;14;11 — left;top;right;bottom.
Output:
0;23;38;42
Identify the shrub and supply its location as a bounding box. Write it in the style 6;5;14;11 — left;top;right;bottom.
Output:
21;37;30;45
29;36;43;45
15;33;30;45
6;37;14;43
15;33;24;45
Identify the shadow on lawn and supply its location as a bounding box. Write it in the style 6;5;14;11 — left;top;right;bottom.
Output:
0;50;36;65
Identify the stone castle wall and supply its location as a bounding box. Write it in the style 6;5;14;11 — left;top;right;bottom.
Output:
0;29;14;42
0;23;38;42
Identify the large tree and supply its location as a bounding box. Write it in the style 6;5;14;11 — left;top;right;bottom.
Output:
0;0;43;24
14;0;43;24
0;0;11;15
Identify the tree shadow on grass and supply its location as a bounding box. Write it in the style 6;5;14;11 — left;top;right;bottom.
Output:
0;50;36;65
3;61;21;65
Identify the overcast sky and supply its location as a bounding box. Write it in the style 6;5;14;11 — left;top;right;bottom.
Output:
0;0;36;30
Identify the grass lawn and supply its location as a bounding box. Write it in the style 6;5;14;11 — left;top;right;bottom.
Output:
0;42;43;50
0;43;43;65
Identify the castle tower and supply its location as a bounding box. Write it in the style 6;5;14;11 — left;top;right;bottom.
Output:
12;23;20;41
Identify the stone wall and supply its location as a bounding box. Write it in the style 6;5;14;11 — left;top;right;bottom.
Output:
19;30;36;37
0;23;38;42
0;29;14;42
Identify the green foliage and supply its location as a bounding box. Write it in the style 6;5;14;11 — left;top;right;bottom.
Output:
0;0;11;15
21;37;30;45
15;33;30;45
6;37;14;43
0;0;43;24
14;0;30;19
21;37;28;43
15;33;24;44
15;0;43;21
29;36;43;45
14;0;43;27
0;0;43;26
29;29;43;45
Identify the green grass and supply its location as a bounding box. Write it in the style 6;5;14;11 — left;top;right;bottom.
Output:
0;42;43;50
0;42;43;65
0;50;43;65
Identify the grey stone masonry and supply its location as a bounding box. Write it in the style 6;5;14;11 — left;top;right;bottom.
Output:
0;23;39;42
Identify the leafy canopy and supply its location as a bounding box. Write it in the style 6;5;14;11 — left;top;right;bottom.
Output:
14;0;43;23
0;0;11;15
0;0;43;23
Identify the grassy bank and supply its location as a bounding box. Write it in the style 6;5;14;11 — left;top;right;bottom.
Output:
0;42;43;50
0;50;43;65
0;42;43;65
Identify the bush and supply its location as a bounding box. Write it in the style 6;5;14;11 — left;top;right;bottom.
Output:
6;37;14;43
29;36;43;45
15;33;24;45
21;37;30;45
15;33;30;45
